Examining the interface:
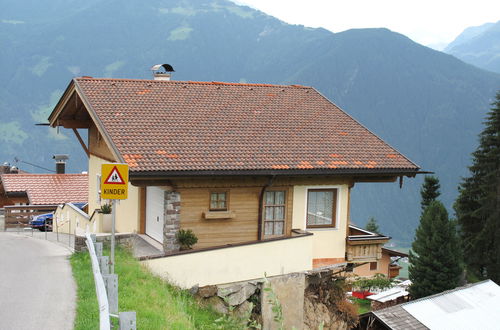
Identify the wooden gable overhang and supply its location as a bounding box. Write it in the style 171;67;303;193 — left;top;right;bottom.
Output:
48;79;124;163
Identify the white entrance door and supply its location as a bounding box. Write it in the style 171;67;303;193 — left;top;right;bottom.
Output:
146;186;165;243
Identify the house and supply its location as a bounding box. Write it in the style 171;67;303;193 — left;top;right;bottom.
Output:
0;168;88;230
0;163;25;208
0;156;87;208
47;73;420;287
357;280;500;330
348;224;408;278
0;173;88;207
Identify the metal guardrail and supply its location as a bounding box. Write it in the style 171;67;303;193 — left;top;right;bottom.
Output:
85;233;136;330
85;233;111;330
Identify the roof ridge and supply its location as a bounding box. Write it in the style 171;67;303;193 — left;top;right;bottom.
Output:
75;77;311;89
1;173;87;177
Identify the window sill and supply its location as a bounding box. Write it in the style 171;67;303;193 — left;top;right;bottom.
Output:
203;211;236;220
306;227;338;231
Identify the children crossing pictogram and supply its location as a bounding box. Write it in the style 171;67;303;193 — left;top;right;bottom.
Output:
101;163;129;200
104;166;125;184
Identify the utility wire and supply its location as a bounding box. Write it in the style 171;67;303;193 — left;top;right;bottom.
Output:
13;157;56;173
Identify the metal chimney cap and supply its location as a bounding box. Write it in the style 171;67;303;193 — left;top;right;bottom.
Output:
53;154;69;161
3;162;10;166
151;64;175;72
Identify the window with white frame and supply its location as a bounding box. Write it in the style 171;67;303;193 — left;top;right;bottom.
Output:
263;190;286;236
306;188;337;228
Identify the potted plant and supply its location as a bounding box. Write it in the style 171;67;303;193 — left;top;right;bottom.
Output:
176;229;198;250
100;203;112;214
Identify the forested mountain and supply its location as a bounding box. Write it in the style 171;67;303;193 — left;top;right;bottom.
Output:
1;0;499;244
445;20;500;73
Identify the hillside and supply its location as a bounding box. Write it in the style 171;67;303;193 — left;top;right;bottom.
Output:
1;0;500;244
445;21;500;73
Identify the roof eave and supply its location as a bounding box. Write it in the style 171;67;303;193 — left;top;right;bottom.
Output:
129;167;422;178
48;78;125;163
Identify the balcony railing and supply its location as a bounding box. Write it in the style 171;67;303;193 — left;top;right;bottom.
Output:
346;225;390;262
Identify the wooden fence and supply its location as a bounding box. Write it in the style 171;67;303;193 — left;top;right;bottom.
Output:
4;205;59;229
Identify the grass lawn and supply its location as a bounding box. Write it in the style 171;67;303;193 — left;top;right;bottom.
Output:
350;297;371;314
70;246;222;329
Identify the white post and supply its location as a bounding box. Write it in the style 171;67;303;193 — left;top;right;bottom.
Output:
110;199;116;274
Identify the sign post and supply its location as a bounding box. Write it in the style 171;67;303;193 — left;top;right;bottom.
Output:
101;163;129;274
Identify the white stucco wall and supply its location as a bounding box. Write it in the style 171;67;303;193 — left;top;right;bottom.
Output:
142;234;313;288
292;184;349;259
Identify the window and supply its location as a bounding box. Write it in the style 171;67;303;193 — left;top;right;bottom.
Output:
370;262;378;271
306;189;337;228
210;192;228;211
263;190;286;236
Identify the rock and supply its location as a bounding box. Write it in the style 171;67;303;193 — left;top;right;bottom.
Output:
198;285;218;298
217;284;243;297
202;296;229;314
218;283;257;306
233;301;254;320
303;297;331;329
189;284;199;296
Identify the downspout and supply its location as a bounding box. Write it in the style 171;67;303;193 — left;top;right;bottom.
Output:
257;175;275;240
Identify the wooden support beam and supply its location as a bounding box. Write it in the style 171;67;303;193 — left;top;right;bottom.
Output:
60;119;90;128
130;179;174;187
72;128;90;157
139;187;146;234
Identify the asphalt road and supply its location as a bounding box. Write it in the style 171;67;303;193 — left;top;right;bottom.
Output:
0;232;75;330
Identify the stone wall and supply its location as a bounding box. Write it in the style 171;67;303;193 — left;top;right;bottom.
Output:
262;273;305;329
74;233;136;252
163;191;180;253
194;280;261;325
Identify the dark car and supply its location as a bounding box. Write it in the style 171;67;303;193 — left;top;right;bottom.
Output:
29;213;53;231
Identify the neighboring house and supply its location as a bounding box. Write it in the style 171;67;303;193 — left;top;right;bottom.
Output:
349;224;408;278
48;75;420;286
0;163;25;207
358;280;500;330
0;173;88;206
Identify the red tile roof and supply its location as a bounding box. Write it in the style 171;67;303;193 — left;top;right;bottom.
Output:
0;174;88;205
73;78;419;174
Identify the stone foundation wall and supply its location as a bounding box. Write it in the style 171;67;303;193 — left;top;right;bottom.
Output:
163;191;180;253
74;233;136;252
194;269;356;329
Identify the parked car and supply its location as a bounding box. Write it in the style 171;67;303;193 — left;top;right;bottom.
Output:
29;213;53;231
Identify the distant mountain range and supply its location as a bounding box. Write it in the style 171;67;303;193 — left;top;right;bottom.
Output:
445;20;500;73
1;0;499;244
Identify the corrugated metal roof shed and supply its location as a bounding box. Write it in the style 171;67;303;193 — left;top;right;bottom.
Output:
373;305;428;329
368;286;409;303
402;280;500;330
367;280;500;329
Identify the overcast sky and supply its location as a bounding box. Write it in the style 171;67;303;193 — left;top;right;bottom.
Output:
233;0;499;49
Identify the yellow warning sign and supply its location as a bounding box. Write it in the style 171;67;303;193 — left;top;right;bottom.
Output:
101;163;129;200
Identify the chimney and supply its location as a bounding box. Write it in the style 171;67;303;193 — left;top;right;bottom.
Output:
9;166;18;174
53;154;69;174
151;64;175;81
1;162;11;174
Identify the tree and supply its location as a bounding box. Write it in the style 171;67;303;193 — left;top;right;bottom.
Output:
365;217;380;233
455;91;500;282
420;176;440;211
409;201;461;299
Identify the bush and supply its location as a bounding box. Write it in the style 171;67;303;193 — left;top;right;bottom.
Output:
176;229;198;250
100;203;112;214
352;274;392;292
